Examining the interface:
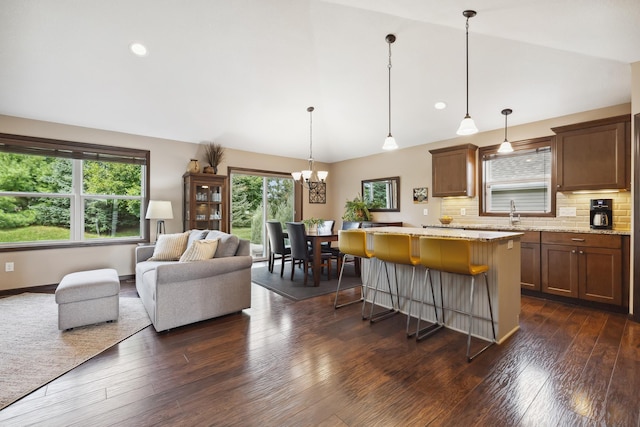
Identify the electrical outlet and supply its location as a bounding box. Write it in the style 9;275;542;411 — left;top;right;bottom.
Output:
460;208;466;216
423;208;428;216
5;262;14;272
507;240;513;249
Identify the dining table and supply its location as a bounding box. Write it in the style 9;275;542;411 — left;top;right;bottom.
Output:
306;230;338;286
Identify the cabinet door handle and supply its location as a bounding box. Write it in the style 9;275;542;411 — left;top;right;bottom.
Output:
571;238;585;242
579;250;584;254
571;249;576;254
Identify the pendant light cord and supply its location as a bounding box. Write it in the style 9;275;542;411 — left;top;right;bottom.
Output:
504;112;508;141
388;40;392;137
465;17;470;117
308;106;314;169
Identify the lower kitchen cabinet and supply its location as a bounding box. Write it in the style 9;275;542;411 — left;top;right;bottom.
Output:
541;232;622;306
520;231;541;291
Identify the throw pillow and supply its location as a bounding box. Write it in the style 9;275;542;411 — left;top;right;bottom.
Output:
187;229;209;248
205;231;240;257
148;231;189;261
179;239;219;262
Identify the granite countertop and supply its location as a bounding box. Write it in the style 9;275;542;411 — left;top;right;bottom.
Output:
363;226;524;242
423;223;631;236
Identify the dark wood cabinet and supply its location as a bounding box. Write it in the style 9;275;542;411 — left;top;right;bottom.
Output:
360;221;403;228
553;115;630;191
541;232;622;306
430;144;477;197
520;231;541;291
183;172;228;232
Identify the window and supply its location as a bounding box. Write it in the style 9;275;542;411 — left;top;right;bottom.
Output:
0;133;149;249
479;137;556;217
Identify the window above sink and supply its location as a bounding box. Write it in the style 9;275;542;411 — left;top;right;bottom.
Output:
479;136;556;217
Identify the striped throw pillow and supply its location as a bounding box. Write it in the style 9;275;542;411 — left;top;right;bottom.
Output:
179;239;220;262
148;231;189;261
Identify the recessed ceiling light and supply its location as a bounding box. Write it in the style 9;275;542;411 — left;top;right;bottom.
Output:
129;42;148;57
434;101;447;110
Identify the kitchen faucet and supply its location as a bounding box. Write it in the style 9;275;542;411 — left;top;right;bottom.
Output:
509;200;520;226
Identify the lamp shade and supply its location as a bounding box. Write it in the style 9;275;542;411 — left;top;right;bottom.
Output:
146;200;173;220
456;116;478;136
382;135;398;151
498;141;514;153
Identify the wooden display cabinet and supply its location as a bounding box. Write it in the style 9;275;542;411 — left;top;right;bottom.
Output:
183;172;228;232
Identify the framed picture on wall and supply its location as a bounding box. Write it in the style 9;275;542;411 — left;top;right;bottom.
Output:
309;182;326;204
413;187;428;203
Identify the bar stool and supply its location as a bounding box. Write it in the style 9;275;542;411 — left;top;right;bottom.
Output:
369;233;419;327
417;237;496;362
333;229;374;309
408;237;446;341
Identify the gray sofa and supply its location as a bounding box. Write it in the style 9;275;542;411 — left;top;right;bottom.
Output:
135;230;252;332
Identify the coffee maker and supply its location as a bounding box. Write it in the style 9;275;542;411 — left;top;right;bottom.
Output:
590;199;613;229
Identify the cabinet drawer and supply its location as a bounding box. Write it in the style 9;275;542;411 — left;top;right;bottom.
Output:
541;232;620;249
521;231;541;244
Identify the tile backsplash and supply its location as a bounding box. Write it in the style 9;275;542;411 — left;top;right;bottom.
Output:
441;191;631;230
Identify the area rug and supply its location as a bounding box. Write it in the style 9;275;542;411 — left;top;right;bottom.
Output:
0;293;151;410
251;264;362;301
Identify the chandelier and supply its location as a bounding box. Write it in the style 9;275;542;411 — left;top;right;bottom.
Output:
291;106;327;188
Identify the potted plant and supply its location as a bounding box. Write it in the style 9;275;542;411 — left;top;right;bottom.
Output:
342;194;371;222
204;142;225;174
302;217;324;233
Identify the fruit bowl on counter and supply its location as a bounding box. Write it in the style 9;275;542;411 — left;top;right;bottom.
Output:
439;216;453;225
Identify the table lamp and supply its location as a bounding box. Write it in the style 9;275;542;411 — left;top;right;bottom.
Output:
145;200;173;240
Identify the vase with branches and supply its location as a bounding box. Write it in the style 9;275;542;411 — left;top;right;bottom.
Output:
204;142;225;174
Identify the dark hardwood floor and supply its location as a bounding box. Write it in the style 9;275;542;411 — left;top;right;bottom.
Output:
0;273;638;426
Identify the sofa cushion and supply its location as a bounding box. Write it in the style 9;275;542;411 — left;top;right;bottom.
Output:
187;229;209;248
206;231;240;257
179;239;219;262
148;231;189;261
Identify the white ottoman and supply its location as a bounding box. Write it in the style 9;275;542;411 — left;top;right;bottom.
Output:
55;268;120;330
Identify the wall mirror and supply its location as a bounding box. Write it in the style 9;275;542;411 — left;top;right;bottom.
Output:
362;176;400;212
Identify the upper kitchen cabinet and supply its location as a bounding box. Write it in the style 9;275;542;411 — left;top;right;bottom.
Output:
430;144;477;197
552;115;631;192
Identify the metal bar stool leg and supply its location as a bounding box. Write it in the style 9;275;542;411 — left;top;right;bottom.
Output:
466;272;496;362
334;254;364;309
369;261;398;323
415;268;444;341
405;265;417;337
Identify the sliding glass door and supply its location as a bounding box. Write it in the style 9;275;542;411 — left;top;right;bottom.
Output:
229;169;299;260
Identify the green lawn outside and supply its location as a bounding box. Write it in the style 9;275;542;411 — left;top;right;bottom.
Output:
0;225;140;243
231;226;252;241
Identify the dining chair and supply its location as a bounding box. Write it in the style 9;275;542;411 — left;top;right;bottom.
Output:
416;237;496;362
266;220;291;277
286;222;332;285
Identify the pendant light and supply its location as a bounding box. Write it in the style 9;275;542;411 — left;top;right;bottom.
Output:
457;10;478;136
498;108;514;153
382;34;398;150
292;106;328;188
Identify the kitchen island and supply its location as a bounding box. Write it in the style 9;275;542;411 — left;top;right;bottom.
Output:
361;226;523;343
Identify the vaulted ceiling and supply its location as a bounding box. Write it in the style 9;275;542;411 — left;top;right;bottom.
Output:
1;0;638;162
